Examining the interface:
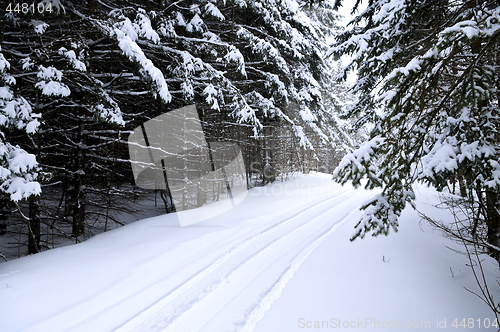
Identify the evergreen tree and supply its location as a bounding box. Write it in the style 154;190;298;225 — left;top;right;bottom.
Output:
330;0;500;256
0;0;352;256
0;49;41;203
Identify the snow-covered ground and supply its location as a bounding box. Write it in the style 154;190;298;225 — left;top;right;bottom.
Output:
1;173;498;332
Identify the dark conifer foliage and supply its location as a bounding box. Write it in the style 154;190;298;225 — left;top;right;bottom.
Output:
330;0;500;254
0;0;352;257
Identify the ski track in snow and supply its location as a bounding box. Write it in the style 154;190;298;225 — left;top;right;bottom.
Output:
19;187;369;332
235;209;357;332
106;189;369;332
4;180;496;332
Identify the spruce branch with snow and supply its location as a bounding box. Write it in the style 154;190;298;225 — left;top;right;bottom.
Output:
330;0;500;247
0;49;42;202
0;0;353;255
83;0;346;146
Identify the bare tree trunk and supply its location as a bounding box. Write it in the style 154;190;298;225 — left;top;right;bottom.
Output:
0;194;10;236
457;170;467;198
28;196;40;254
468;0;500;264
71;182;85;238
486;190;500;264
71;122;87;238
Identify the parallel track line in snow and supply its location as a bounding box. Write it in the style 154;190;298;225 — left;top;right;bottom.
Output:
113;189;357;332
234;209;358;332
131;192;367;332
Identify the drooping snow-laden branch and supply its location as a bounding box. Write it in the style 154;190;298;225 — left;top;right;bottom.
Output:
331;0;500;239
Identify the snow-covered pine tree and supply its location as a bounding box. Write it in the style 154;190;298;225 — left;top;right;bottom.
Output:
0;47;44;253
66;0;351;185
329;0;500;254
318;61;361;172
1;0;353;256
0;49;41;202
1;5;129;248
67;0;346;151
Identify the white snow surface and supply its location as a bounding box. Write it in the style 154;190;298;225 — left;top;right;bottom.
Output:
0;173;497;331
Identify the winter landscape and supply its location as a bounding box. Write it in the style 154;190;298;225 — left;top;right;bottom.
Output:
1;174;499;331
1;0;500;331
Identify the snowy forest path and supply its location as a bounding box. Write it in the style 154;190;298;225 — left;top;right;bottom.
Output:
108;189;369;332
16;184;370;332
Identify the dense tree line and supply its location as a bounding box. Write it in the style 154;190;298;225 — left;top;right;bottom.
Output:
0;0;352;258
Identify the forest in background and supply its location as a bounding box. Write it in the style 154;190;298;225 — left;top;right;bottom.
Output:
2;0;500;320
0;0;356;259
